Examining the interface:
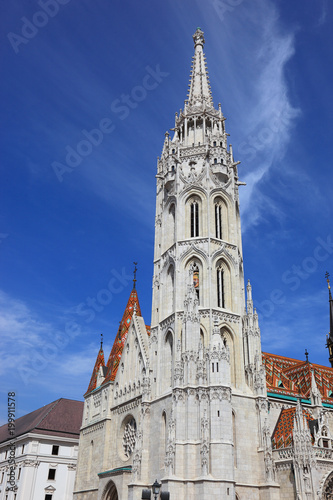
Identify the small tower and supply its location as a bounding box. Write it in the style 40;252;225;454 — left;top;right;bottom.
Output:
325;272;333;366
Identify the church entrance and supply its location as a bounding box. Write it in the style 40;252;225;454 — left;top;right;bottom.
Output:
322;471;333;500
103;480;118;500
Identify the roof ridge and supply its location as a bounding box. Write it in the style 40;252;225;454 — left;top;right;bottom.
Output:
34;399;61;430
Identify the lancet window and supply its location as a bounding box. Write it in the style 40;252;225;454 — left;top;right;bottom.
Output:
190;201;199;237
217;265;225;308
215;203;222;239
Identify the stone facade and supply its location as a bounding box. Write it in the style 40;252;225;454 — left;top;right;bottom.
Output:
73;29;333;500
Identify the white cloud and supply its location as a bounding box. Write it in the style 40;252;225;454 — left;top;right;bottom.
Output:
198;0;300;230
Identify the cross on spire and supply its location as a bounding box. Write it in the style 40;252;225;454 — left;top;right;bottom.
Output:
133;262;138;289
100;333;103;350
305;349;309;362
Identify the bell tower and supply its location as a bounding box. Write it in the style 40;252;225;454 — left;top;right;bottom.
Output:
151;27;247;392
148;28;272;499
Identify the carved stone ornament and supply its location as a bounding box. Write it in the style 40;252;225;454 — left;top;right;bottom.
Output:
122;418;137;459
173;388;185;404
174;361;184;383
210;386;231;402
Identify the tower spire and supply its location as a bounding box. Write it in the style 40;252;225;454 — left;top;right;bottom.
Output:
187;28;213;108
325;272;333;367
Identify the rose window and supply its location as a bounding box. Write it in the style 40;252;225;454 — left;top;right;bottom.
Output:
122;417;137;458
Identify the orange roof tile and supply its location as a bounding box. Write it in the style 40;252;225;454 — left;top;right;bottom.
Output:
272;406;313;449
85;346;105;395
263;352;333;402
102;288;142;385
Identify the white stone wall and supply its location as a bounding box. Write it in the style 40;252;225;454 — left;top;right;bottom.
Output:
0;434;78;500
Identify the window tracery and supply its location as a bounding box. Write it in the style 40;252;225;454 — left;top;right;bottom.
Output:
122;417;137;458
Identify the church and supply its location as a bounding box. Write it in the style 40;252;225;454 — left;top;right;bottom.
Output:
73;29;333;500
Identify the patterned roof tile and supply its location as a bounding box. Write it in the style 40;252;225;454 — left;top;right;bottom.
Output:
102;288;142;385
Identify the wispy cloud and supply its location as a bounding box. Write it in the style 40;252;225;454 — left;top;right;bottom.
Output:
199;0;300;230
316;0;327;27
0;290;112;420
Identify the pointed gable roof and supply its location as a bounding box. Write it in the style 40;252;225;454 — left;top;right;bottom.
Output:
102;288;142;385
85;345;105;395
271;404;314;449
187;28;214;109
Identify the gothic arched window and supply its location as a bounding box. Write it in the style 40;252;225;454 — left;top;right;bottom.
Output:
192;262;200;303
190;201;199;237
215;203;222;239
217;265;225;308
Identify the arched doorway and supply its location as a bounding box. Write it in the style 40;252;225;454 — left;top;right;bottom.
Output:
103;480;118;500
322;471;333;500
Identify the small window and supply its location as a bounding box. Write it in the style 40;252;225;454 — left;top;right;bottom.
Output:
172;148;175;154
212;363;214;373
51;445;59;456
0;471;4;483
213;141;216;146
45;495;53;500
5;450;8;459
323;439;329;448
17;468;21;480
216;362;219;372
214;158;217;164
21;444;25;454
217;410;220;417
48;468;56;480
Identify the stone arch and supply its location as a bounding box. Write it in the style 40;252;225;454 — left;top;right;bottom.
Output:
160;410;167;469
200;324;207;348
160;330;174;393
102;480;119;500
164;200;176;250
321;470;333;499
184;258;202;305
220;324;236;386
212;194;229;241
182;188;207;238
215;258;233;310
164;263;175;316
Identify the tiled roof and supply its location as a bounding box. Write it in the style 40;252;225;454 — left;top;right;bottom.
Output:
102;288;142;385
85;346;105;395
263;352;333;403
0;399;83;444
272;406;313;449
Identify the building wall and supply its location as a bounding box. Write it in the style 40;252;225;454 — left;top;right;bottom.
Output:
0;434;78;500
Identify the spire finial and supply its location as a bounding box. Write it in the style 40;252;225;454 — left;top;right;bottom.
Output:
326;271;332;298
305;349;309;362
133;262;138;289
193;27;205;47
100;333;103;350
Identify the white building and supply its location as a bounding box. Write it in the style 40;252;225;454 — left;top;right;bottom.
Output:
0;398;83;500
73;29;333;499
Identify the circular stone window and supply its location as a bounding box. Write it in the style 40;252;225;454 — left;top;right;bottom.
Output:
122;417;137;459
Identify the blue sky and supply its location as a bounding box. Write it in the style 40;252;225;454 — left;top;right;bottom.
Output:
1;0;332;422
